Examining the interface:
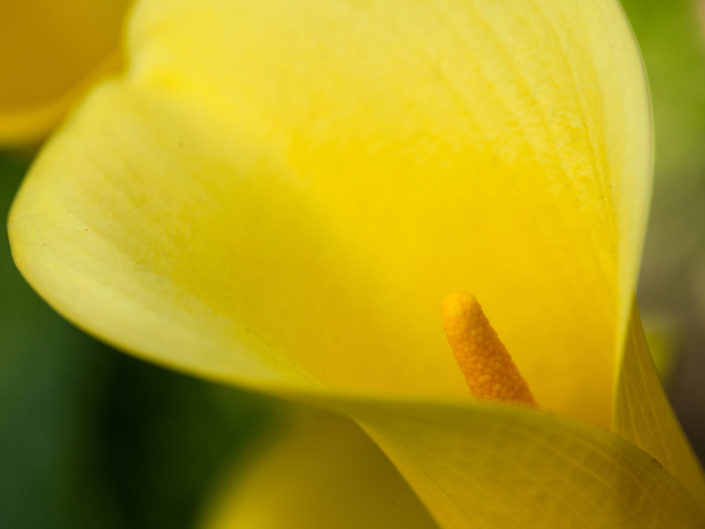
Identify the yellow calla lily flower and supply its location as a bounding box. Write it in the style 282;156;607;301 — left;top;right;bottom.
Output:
0;0;129;146
8;0;705;526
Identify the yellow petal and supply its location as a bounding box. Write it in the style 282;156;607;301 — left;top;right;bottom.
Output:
199;408;438;529
9;0;651;427
202;397;705;528
349;398;705;528
0;0;129;146
614;302;705;509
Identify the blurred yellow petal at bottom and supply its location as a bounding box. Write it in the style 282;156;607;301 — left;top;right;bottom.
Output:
0;0;130;146
199;409;438;529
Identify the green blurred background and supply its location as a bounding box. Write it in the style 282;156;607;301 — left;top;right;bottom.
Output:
1;1;704;527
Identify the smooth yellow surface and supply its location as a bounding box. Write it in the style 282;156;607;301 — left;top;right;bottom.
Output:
200;409;438;529
12;0;703;526
0;0;129;145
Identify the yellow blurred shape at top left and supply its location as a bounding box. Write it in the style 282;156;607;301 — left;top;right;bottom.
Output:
0;0;129;146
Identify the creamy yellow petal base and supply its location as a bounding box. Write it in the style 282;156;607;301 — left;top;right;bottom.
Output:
614;303;705;509
199;409;438;529
0;0;129;145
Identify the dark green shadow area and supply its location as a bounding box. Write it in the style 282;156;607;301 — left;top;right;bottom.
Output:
0;154;278;529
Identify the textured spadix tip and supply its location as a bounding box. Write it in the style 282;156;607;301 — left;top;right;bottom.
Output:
442;292;536;406
441;292;480;335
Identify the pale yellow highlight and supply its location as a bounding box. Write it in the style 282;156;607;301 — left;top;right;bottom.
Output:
442;292;535;405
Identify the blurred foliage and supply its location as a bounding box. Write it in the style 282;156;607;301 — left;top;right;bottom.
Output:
0;156;279;528
622;0;705;177
2;1;705;527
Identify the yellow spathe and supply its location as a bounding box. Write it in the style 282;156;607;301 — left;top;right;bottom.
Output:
12;0;649;423
0;0;129;145
9;0;705;525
